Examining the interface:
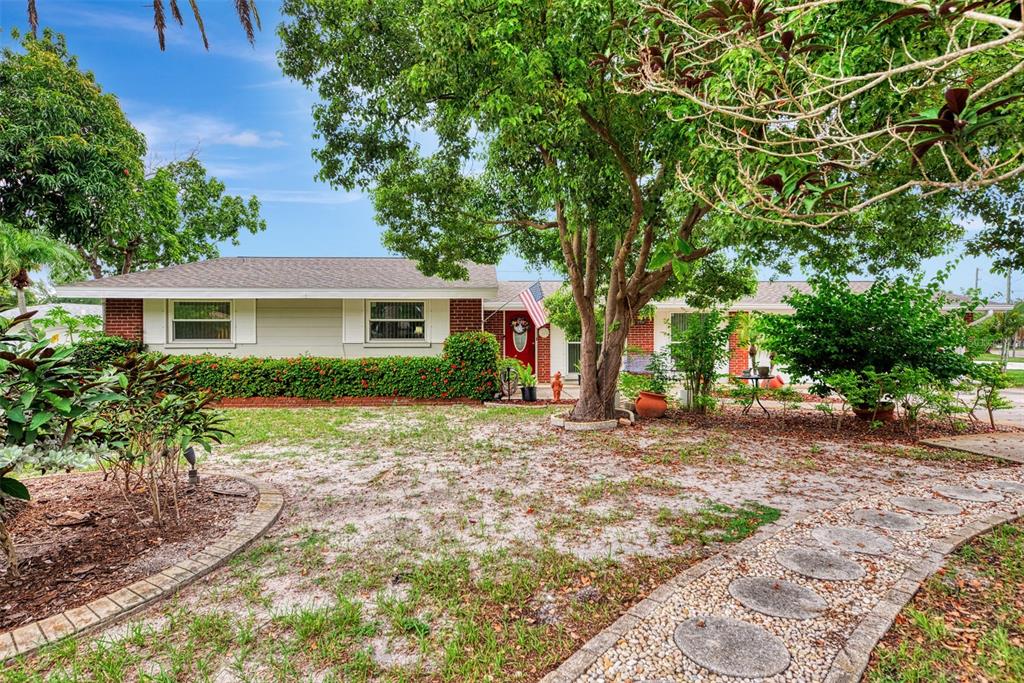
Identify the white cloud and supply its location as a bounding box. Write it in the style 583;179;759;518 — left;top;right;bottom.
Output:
236;189;366;205
132;110;286;157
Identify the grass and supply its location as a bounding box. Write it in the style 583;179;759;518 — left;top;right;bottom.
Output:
655;501;781;546
1005;369;1024;387
866;520;1024;682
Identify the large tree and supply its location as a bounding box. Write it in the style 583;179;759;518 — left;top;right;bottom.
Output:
279;0;1014;420
2;33;266;279
0;31;145;245
74;157;266;278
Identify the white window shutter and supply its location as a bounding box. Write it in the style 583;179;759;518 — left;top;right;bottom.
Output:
234;299;257;344
142;300;166;344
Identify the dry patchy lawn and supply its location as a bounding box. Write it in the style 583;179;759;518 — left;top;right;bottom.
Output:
5;405;1006;682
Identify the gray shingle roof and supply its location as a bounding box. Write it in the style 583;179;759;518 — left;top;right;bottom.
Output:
59;257;498;291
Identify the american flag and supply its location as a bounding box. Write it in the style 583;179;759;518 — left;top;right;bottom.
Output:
518;282;548;327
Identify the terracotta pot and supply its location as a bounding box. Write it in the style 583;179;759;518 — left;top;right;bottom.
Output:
635;390;668;418
852;402;896;422
767;375;785;390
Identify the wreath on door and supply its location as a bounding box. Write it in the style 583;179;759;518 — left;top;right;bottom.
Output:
511;317;530;353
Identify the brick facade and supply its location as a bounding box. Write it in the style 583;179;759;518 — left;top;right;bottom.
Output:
536;325;551;382
449;299;483;333
103;299;144;341
626;317;655;353
727;328;749;376
483;309;504;347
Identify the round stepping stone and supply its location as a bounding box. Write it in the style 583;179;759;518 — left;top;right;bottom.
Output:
893;496;961;516
811;526;894;556
978;479;1024;495
674;616;790;678
852;508;924;532
728;577;827;619
934;484;1004;503
776;547;865;581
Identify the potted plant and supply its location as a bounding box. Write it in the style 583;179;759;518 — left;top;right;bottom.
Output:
517;363;538;402
735;312;764;373
635;350;673;418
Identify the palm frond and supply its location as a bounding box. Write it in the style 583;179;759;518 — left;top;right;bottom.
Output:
187;0;210;50
153;0;167;51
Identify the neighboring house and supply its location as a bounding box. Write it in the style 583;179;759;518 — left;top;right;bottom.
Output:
0;303;103;344
55;259;1012;384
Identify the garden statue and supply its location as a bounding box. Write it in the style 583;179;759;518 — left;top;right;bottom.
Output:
551;372;563;402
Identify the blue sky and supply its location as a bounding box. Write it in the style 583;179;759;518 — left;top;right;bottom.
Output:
0;0;1018;301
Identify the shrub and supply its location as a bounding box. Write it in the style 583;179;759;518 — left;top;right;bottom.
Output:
89;354;230;527
0;313;119;575
72;333;144;368
618;371;655;400
762;277;977;388
669;309;735;413
172;331;500;401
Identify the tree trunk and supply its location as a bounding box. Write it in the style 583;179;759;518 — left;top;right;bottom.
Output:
15;286;28;315
570;323;629;421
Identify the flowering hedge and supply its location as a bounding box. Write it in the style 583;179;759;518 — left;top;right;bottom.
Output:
171;331;500;401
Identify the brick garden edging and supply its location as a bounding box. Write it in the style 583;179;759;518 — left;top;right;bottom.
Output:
824;505;1024;683
539;513;803;682
540;501;1024;683
0;473;283;664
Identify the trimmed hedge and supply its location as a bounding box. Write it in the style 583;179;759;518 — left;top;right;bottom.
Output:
72;334;144;368
172;331;500;401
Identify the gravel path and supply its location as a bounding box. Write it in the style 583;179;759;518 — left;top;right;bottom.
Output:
544;465;1024;682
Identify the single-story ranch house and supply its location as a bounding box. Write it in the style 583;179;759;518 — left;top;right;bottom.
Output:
56;257;1008;383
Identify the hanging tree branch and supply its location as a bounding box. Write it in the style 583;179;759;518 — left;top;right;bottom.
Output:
620;0;1024;227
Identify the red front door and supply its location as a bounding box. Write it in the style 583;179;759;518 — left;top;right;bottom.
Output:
504;312;535;372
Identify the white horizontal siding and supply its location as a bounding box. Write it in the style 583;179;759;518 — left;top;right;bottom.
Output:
146;298;446;358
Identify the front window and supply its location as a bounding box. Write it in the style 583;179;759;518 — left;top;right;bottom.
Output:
172;301;231;341
567;340;601;375
368;301;425;341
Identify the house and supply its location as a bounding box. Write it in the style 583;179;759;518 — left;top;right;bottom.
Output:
56;258;1010;384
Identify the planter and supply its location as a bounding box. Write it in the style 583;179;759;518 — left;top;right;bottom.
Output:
757;365;771;378
520;386;537;402
550;413;620;431
635;390;668;418
852;402;896;422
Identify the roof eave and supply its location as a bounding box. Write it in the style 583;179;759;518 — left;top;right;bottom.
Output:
55;286;500;300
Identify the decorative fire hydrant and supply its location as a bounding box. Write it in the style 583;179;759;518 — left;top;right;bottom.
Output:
551;372;564;402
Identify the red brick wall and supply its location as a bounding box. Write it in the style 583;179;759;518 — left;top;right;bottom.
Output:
483;310;504;347
536;325;551;382
449;299;483;333
727;328;748;376
104;299;143;341
627;317;655;353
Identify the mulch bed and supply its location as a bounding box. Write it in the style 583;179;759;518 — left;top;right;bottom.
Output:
656;404;1021;443
0;471;256;632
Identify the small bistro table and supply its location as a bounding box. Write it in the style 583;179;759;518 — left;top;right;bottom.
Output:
735;371;771;416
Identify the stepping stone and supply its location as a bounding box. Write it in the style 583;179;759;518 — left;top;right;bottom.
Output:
728;577;827;620
674;616;790;678
811;526;894;556
852;509;924;532
776;547;865;581
977;479;1024;495
934;484;1004;503
893;496;961;516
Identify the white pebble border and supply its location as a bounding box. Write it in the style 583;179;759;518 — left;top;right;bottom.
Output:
542;465;1024;683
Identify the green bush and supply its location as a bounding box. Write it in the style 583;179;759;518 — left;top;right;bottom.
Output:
172;331;500;401
761;277;977;389
72;333;144;368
